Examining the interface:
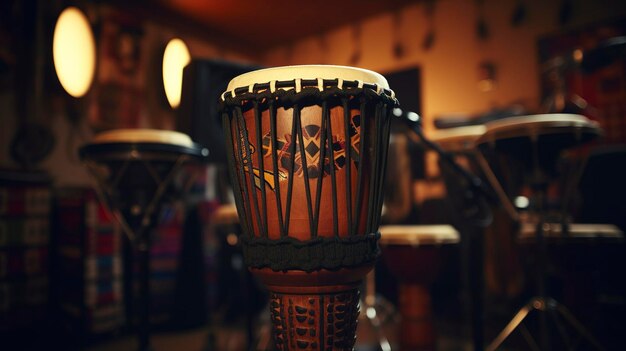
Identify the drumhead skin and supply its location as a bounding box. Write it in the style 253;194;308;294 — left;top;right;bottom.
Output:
379;225;460;245
212;204;240;225
430;125;486;152
476;113;601;145
91;129;194;148
226;64;389;92
519;223;624;240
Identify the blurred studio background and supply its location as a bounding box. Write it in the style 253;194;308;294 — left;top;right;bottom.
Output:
1;0;626;350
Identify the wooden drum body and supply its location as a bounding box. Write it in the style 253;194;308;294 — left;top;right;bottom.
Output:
220;65;397;350
380;225;459;351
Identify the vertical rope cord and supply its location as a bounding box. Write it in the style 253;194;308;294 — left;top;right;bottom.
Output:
353;96;367;235
222;113;254;237
269;99;286;238
284;103;299;236
253;100;268;237
342;97;353;236
237;106;265;236
294;104;315;237
325;104;339;238
366;101;383;233
374;104;392;228
234;106;260;237
312;100;329;237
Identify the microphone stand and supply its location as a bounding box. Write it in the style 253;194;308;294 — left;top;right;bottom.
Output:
401;113;494;351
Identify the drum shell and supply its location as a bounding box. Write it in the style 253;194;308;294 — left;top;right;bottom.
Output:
379;225;459;351
382;244;445;285
227;99;381;241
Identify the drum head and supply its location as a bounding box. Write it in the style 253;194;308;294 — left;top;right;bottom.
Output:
476;114;601;151
91;129;194;147
213;204;240;225
430;125;486;152
519;223;624;243
379;225;460;246
226;65;389;93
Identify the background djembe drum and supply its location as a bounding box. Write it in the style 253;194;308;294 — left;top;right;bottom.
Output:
220;65;397;350
79;129;207;351
379;225;460;351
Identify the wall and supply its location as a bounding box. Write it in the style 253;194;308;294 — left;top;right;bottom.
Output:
0;4;252;187
261;0;626;203
2;0;625;187
262;0;626;132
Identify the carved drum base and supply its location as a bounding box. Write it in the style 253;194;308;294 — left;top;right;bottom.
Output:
269;289;361;351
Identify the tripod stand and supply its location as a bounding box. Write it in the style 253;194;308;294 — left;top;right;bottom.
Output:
474;114;605;351
80;130;207;351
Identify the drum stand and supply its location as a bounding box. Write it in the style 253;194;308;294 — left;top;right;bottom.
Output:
481;147;604;351
83;152;202;351
361;270;393;351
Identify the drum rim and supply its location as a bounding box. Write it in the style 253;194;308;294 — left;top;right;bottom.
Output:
225;64;389;93
79;141;208;161
80;129;207;160
476;113;601;145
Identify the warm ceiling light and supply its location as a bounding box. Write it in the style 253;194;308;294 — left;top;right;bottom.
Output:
53;7;96;98
162;38;191;109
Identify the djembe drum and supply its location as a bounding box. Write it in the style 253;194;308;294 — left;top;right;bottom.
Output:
79;129;207;351
474;114;606;351
220;65;397;350
379;225;459;351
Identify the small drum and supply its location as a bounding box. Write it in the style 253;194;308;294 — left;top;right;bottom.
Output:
475;114;602;218
79;129;207;351
476;114;601;181
379;225;460;351
220;65;397;350
80;129;207;239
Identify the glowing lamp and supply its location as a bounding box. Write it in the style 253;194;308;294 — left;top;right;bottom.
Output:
162;38;191;109
53;7;96;98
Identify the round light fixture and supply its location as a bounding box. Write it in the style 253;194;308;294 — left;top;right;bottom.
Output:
53;7;96;98
162;38;191;109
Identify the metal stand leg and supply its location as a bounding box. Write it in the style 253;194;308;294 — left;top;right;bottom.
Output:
487;297;605;351
138;236;153;351
468;226;485;351
488;187;604;351
363;270;392;351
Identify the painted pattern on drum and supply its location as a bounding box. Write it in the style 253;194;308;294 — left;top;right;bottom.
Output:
240;114;362;191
